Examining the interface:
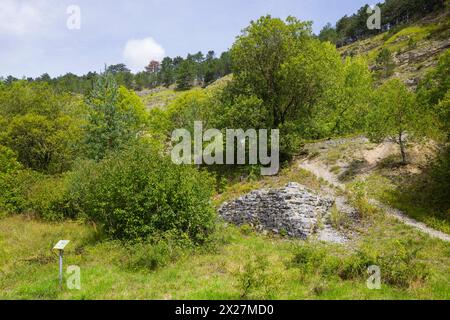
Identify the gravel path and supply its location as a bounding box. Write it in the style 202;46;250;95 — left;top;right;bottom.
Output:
298;157;450;242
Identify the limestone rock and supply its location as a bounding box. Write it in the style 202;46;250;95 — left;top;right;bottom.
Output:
218;182;348;243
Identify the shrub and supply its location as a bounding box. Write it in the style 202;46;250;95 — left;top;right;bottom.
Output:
339;240;429;288
290;243;341;279
236;255;278;299
126;232;193;271
348;180;379;218
0;146;35;215
24;175;72;220
67;142;216;242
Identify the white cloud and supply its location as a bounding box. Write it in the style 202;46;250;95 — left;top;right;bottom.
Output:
0;0;53;35
123;37;165;73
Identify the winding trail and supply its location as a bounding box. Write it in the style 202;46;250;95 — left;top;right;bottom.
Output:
298;158;450;242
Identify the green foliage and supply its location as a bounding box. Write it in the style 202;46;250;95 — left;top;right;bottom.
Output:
125;232;193;271
236;255;277;299
229;15;364;158
0;146;22;214
0;81;63;117
318;23;338;44
4;114;80;173
366;79;418;163
84;72;148;160
0;82;84;173
290;239;429;289
339;240;429;288
66;142;216;242
418;50;450;138
24;175;72;220
334;0;445;45
376;48;395;78
290;244;341;279
176;59;196;90
347;180;381;218
314;56;373;136
231;15;313;127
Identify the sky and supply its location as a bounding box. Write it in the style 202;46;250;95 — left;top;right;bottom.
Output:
0;0;373;78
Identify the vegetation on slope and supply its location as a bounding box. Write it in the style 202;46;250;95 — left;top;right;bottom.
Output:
0;7;449;300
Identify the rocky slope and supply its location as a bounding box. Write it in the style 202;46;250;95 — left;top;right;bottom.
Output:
339;11;450;87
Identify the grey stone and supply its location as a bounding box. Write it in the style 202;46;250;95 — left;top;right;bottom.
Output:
218;182;348;243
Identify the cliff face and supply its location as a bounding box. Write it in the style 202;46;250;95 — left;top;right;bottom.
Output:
339;11;450;87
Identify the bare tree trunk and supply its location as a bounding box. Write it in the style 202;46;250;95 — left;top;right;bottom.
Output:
399;131;406;164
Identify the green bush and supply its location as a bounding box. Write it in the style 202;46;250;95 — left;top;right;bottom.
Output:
0;146;35;215
236;255;278;299
339;240;429;288
290;240;429;288
24;175;72;220
290;243;341;279
67;142;217;242
126;232;193;271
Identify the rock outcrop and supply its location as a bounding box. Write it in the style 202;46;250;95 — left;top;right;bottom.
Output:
218;182;348;243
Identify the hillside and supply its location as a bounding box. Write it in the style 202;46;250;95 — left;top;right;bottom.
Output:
338;11;450;86
1;8;449;302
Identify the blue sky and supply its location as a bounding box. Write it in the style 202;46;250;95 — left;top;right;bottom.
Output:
0;0;373;78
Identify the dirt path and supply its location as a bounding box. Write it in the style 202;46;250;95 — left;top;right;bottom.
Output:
298;157;450;242
363;141;398;165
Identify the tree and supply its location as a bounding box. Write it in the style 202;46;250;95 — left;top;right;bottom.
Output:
218;51;232;77
176;58;196;90
68;143;216;242
203;51;219;84
37;73;52;83
5;75;18;85
4;114;78;173
145;60;161;73
106;64;131;74
84;72;148;160
314;56;373;136
231;15;313;127
376;48;396;78
366;79;417;164
416;50;450;140
159;57;175;87
318;23;338;44
418;50;450;106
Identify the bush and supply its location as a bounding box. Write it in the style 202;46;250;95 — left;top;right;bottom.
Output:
126;232;193;271
339;240;429;288
24;175;72;220
348;180;380;218
0;146;34;215
290;243;341;279
290;240;429;289
236;255;278;299
67;142;216;242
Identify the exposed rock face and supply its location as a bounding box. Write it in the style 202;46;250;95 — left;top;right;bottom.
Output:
218;182;348;243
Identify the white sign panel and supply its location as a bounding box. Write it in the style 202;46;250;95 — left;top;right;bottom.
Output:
53;240;70;250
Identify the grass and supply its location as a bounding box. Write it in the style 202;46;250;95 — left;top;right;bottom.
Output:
355;173;450;234
213;165;322;206
384;25;439;53
0;211;449;300
1;137;448;300
141;88;184;110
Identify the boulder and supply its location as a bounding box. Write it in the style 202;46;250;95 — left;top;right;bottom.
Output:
218;182;348;243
